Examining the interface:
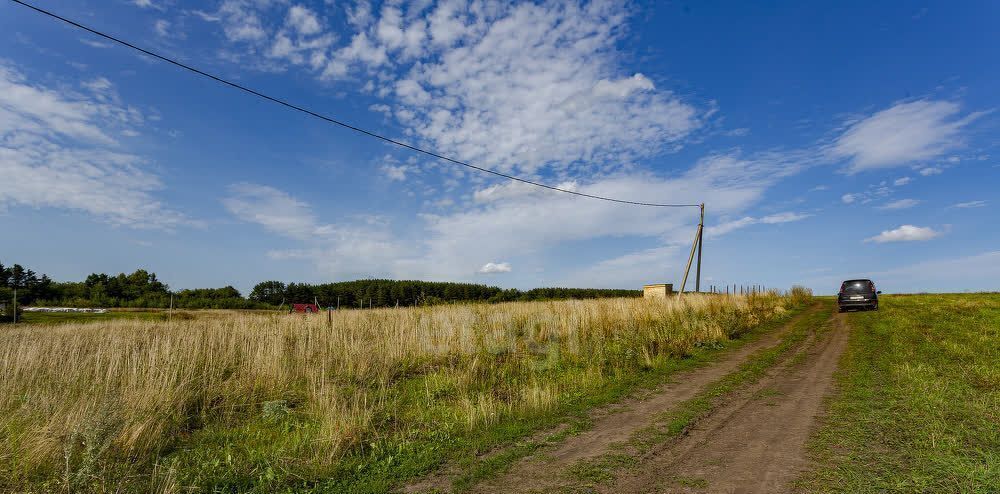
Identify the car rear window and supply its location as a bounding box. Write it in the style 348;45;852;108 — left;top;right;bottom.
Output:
842;281;872;293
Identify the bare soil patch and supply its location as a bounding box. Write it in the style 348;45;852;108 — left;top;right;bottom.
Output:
606;313;848;494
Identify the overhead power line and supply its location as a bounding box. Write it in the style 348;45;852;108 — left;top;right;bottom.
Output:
10;0;701;208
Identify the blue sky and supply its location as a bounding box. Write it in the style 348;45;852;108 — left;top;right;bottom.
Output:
1;0;998;295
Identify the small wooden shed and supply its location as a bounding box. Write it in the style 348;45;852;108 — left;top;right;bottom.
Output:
643;284;673;298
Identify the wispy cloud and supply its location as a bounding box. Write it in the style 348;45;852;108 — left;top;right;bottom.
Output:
79;38;112;49
879;198;921;210
223;183;406;278
831;100;984;172
865;225;940;243
131;0;160;9
950;200;987;208
705;211;811;237
477;262;512;274
0;62;191;229
222;183;323;240
154;19;171;37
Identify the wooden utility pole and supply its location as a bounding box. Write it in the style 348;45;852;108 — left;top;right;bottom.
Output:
678;205;705;297
695;203;704;293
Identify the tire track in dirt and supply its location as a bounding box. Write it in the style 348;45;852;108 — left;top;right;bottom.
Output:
405;303;825;494
605;312;848;494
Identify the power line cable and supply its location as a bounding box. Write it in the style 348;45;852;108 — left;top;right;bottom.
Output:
8;0;701;208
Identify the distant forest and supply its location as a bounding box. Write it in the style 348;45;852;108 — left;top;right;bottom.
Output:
0;261;640;310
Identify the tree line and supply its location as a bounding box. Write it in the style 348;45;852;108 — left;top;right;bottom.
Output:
1;260;640;313
249;279;639;308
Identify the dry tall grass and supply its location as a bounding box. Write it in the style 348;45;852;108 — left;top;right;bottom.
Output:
0;292;805;491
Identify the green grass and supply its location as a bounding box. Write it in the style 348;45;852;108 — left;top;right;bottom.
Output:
799;294;1000;493
16;310;165;325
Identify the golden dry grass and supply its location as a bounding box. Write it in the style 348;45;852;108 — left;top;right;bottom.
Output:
0;291;806;492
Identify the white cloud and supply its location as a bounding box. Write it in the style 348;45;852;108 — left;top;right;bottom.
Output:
211;1;703;177
950;200;987;208
222;183;321;240
477;262;512;274
80;38;112;49
286;5;321;36
879;198;921;210
0;63;189;228
82;77;113;93
131;0;158;9
190;10;221;22
919;166;943;176
706;216;756;237
831;100;983;172
374;2;702;176
381;164;410;181
218;0;268;42
893;176;911;186
211;2;336;68
401;151;810;280
378;155;418;181
841;193;856;204
865;225;940;243
223;183;406;278
705;211;809;237
760;212;811;224
154;19;171;37
226;148;816;284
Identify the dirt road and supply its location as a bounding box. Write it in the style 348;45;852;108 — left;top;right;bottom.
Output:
407;304;846;494
606;312;848;493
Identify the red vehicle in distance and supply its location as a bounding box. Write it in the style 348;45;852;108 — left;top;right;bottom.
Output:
291;303;320;313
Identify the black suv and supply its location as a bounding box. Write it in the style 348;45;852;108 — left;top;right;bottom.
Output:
838;279;881;312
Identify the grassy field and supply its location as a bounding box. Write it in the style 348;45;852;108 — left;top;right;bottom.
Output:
17;310;165;325
0;291;809;493
800;293;1000;493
